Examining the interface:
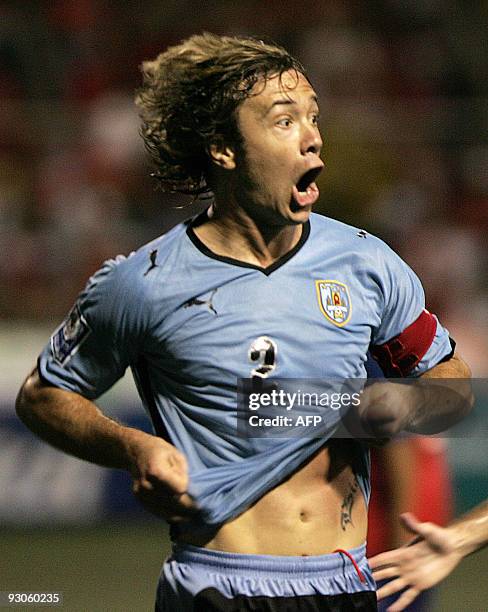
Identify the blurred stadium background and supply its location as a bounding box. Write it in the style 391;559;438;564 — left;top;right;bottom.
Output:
1;1;487;610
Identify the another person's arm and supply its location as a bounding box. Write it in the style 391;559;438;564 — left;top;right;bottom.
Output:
16;368;197;522
369;502;488;611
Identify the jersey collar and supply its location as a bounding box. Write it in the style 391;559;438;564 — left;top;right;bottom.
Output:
186;211;310;276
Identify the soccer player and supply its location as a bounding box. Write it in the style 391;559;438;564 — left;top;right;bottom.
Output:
16;33;472;611
369;501;488;611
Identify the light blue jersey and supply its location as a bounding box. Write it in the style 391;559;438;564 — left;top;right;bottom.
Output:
39;212;452;530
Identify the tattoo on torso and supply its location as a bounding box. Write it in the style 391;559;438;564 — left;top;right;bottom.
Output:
340;477;359;531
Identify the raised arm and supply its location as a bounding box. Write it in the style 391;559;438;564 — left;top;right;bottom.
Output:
16;368;197;523
369;501;488;611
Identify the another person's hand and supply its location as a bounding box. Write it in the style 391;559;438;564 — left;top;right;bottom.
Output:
369;512;463;611
128;433;198;523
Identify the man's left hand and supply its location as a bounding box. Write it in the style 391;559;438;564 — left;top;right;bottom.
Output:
356;382;422;438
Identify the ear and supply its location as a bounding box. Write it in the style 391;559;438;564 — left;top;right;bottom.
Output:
208;139;236;170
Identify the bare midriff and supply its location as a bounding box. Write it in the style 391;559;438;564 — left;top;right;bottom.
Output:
178;442;368;556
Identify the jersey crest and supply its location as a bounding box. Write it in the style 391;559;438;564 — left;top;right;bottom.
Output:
315;280;352;327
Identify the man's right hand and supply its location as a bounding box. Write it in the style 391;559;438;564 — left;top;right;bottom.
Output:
128;433;199;523
16;369;198;524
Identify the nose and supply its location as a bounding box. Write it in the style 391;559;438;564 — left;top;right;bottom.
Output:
301;123;322;157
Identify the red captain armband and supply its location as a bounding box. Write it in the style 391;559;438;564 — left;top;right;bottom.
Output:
370;309;438;377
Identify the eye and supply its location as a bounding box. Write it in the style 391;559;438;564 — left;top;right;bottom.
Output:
311;112;320;125
276;117;292;127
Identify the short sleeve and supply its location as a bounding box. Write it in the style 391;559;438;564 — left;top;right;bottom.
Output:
38;256;147;399
370;241;452;376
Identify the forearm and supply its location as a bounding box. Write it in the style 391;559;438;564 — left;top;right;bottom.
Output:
17;369;196;522
16;369;156;473
407;354;473;434
448;500;488;557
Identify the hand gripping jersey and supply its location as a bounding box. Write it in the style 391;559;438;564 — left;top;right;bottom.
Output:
39;212;453;532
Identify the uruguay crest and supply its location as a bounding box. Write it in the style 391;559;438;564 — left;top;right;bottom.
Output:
315;280;352;327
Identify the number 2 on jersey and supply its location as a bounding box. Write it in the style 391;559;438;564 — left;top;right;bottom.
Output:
248;336;277;378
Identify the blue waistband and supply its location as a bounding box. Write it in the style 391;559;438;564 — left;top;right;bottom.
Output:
170;542;368;579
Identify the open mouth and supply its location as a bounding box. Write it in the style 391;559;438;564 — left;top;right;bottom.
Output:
292;166;323;208
296;167;322;193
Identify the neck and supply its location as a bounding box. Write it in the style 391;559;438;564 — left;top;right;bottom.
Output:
193;203;304;268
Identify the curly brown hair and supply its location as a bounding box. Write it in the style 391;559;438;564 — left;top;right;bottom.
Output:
135;32;307;197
